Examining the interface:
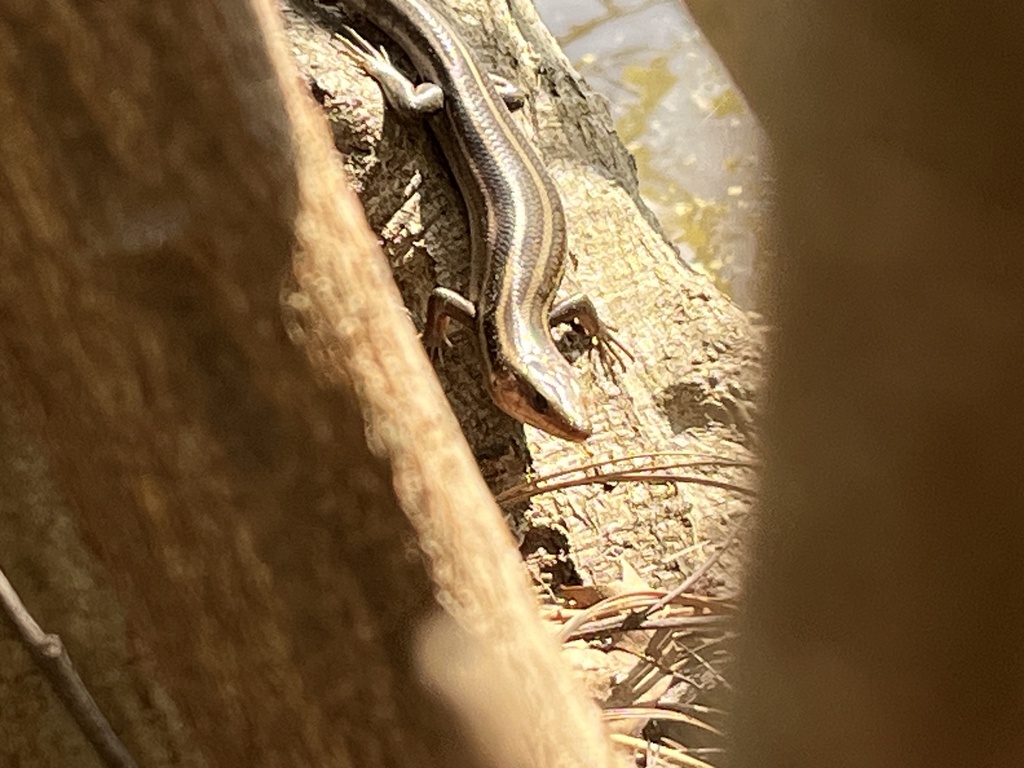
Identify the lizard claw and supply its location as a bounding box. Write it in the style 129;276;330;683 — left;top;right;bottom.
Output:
338;25;392;72
585;321;632;382
421;329;453;364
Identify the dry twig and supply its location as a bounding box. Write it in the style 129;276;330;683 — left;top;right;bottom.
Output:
0;566;137;768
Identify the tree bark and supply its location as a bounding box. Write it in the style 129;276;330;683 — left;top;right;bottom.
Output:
290;0;762;595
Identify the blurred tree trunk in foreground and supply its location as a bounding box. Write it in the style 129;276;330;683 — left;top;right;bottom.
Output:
686;1;1024;766
0;0;614;765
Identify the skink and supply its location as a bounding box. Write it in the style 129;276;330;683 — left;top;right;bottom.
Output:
338;0;628;441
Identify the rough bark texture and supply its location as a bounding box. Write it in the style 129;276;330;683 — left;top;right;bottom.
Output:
0;0;618;765
291;0;761;595
684;1;1024;766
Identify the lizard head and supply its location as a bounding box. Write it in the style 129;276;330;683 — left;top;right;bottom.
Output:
489;362;592;442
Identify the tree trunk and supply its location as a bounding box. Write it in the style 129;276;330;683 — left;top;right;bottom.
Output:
292;0;761;595
684;0;1024;765
0;0;622;764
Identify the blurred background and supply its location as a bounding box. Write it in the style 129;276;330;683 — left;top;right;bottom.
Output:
535;0;766;307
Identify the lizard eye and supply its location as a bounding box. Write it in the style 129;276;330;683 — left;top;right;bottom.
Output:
526;388;551;416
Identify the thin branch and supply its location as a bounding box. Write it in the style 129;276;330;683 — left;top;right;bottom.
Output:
500;471;757;506
602;705;722;735
555;589;731;643
496;451;758;505
610;732;717;768
563;612;732;642
645;521;746;617
0;565;138;768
